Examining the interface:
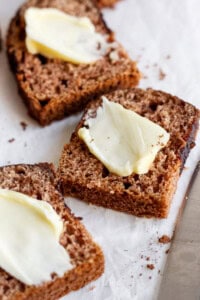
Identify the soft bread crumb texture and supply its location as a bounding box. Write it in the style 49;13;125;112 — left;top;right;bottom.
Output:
0;163;104;300
6;0;140;126
58;88;200;218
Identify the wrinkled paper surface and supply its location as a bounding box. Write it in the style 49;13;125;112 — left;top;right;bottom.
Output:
0;0;200;299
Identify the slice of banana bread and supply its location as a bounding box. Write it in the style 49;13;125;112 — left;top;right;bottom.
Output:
0;163;104;299
7;0;140;126
58;88;200;218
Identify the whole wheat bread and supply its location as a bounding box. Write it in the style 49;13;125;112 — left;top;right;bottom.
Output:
0;163;104;299
7;0;140;126
58;88;200;218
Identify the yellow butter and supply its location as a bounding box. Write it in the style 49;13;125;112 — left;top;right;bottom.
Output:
78;96;170;176
25;7;110;64
0;189;72;285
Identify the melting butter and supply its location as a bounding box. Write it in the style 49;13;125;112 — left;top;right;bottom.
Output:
0;189;73;285
25;7;111;64
78;96;170;176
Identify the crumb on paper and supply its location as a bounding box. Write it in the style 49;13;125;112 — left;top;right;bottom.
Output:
139;273;142;277
20;121;28;131
8;138;15;143
166;55;171;59
146;257;150;261
143;74;148;80
149;276;152;280
158;235;171;244
76;216;83;221
159;68;166;80
88;286;95;291
147;264;155;270
165;249;170;254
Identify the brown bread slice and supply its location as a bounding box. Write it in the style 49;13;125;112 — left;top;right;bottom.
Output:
58;88;200;218
6;0;140;126
0;163;104;299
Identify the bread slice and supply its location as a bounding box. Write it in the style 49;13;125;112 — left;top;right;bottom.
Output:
6;0;140;126
58;88;200;218
97;0;120;8
0;163;104;299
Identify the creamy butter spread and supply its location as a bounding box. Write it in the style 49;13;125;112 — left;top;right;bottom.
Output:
78;97;170;176
0;189;73;285
25;7;111;64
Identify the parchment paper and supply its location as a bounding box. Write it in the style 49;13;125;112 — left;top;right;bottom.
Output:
0;0;200;299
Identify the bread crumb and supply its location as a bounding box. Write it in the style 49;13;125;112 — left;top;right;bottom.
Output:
149;276;152;279
165;249;170;254
147;264;154;270
20;121;28;131
158;235;171;244
88;285;95;291
166;55;171;59
146;257;150;261
8;138;15;143
159;68;166;80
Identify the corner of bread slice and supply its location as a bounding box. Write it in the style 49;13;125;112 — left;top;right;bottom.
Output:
97;0;121;8
6;0;140;126
58;88;200;218
0;163;104;299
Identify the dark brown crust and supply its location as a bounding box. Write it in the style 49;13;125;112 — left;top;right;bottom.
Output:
6;0;140;126
0;163;104;299
58;88;200;218
97;0;120;8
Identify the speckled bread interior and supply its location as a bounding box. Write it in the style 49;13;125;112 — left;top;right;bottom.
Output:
6;0;140;125
0;163;104;300
58;88;200;218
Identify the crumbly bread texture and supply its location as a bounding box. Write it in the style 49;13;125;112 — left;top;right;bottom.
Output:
0;163;104;300
58;88;200;218
7;0;140;126
97;0;120;8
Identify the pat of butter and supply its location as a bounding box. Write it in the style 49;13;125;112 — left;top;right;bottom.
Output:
78;97;170;176
0;189;73;285
25;7;110;64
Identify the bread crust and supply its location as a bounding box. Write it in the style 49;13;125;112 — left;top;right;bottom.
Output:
6;0;140;126
58;88;200;218
97;0;120;8
0;163;104;299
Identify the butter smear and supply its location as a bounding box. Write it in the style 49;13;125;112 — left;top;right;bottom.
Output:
0;189;72;285
78;97;170;176
25;7;111;64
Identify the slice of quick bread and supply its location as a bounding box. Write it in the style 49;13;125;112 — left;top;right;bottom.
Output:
58;88;200;218
0;163;104;299
7;0;140;126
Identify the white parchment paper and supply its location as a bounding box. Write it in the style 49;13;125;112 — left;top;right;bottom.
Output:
0;0;200;299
